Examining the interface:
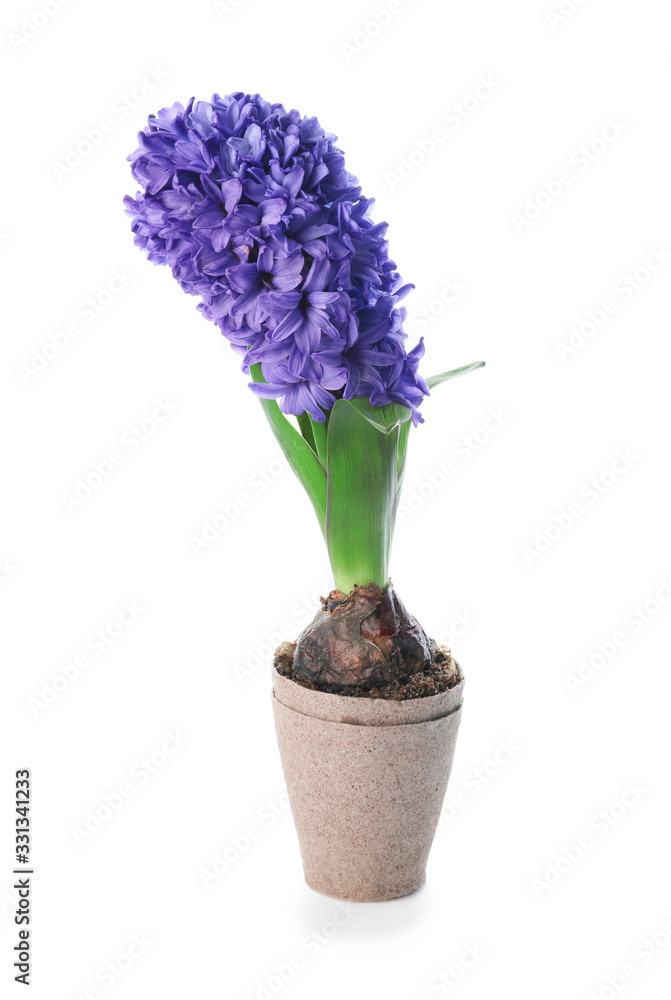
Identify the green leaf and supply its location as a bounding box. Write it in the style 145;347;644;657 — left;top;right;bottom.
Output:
426;360;485;390
296;411;328;467
347;396;412;434
296;412;317;454
309;413;329;467
250;363;327;533
396;418;411;500
326;398;399;593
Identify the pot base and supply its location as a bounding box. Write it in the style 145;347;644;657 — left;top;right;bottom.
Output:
304;873;425;904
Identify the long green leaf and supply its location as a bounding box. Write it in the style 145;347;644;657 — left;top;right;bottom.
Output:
309;413;328;466
326;398;398;593
296;411;329;469
347;396;412;434
296;412;317;454
396;419;411;500
426;360;485;390
250;363;327;533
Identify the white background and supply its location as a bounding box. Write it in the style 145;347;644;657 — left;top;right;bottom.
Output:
2;1;671;998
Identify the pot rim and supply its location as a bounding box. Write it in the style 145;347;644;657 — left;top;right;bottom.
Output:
272;664;464;727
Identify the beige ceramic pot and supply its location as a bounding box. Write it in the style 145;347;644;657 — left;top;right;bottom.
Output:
272;666;464;902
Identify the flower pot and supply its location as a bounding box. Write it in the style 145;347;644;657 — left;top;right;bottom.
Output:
271;665;464;902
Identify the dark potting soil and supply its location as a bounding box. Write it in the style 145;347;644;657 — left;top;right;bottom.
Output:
274;642;462;700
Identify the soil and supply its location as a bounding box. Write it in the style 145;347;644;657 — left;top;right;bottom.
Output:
274;640;462;700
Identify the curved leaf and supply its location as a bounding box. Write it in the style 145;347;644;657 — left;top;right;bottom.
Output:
250;363;327;533
427;360;485;390
347;396;412;434
309;412;328;466
296;412;317;454
396;418;411;500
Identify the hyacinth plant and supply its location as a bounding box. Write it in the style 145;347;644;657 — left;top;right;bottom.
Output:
125;92;484;689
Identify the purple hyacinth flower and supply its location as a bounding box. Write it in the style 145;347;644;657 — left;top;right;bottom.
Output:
125;92;429;422
262;259;339;364
226;247;304;323
250;357;346;422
